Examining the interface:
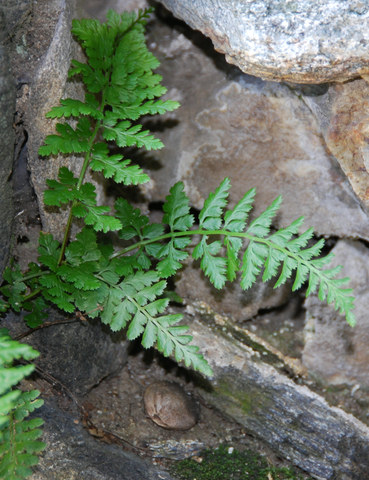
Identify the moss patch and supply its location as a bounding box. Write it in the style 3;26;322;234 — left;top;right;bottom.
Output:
171;444;312;480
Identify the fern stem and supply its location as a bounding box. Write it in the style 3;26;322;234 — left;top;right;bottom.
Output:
57;95;106;266
111;228;343;293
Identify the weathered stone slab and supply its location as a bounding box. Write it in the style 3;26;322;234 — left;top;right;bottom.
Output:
188;308;369;479
148;24;369;241
158;0;369;84
303;240;369;389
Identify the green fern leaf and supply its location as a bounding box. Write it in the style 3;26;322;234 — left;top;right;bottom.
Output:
38;233;61;272
286;226;314;253
223;187;255;232
199;177;230;230
268;216;305;247
90;143;149;184
0;390;45;480
23;297;48;328
39;273;75;312
104;121;163;150
84;206;122;233
115;198;149;240
262;248;285;282
274;256;298;289
44;167;78;206
162;182;194;232
292;263;310;291
46;97;103;119
0;265;27;313
38;123;89;156
241;241;268;290
156;239;190;278
246;196;282;238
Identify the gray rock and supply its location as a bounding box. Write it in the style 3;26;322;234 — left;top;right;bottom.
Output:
303;240;369;388
4;308;128;398
158;0;369;84
24;0;80;240
147;24;369;241
0;11;16;278
30;399;176;480
188;312;369;480
30;314;128;396
176;260;291;322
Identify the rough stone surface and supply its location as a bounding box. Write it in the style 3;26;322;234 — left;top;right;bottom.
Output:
176;259;291;321
31;316;128;396
4;309;128;397
302;78;369;214
188;313;369;480
0;9;16;278
303;240;369;389
30;399;176;480
158;0;369;84
147;22;369;241
22;0;80;240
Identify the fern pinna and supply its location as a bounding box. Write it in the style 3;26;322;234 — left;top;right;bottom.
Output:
0;11;356;473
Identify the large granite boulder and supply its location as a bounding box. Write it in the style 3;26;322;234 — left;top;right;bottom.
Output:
158;0;369;84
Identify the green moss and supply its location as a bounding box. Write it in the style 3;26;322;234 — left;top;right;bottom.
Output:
171;444;312;480
215;376;270;417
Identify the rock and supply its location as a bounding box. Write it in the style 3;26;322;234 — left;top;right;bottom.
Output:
30;398;176;480
0;10;16;278
148;22;369;241
302;79;369;214
187;311;369;480
4;309;129;397
158;0;369;84
302;240;369;388
144;381;199;430
176;260;291;322
21;0;81;240
30;314;128;396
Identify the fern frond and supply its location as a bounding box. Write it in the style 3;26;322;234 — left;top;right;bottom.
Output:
0;330;45;478
0;390;45;480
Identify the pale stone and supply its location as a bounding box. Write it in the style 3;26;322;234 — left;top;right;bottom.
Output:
158;0;369;84
303;240;369;389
